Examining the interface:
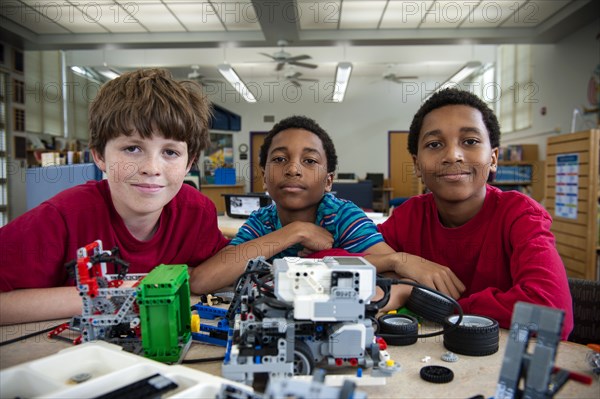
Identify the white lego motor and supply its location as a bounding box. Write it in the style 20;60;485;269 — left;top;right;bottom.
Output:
272;257;376;322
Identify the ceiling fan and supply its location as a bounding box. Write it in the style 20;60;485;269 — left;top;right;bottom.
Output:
187;65;222;86
283;70;318;87
260;40;317;71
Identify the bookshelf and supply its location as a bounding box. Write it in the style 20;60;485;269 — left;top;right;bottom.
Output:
492;144;545;203
544;130;599;280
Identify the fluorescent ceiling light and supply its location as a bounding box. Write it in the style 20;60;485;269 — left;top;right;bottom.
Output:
332;62;353;103
425;61;482;100
217;63;257;103
70;66;102;84
71;66;86;75
97;68;120;80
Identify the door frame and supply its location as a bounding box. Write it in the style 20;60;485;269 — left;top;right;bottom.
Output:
250;131;268;193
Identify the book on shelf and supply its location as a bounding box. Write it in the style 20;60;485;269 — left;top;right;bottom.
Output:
494;164;533;183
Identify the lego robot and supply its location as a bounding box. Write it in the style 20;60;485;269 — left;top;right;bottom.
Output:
222;256;399;385
49;240;192;363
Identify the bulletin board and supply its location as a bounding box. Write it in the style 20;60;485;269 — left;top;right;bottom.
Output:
545;129;600;280
203;133;234;181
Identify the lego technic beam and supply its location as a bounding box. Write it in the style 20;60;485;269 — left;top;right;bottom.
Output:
495;302;592;399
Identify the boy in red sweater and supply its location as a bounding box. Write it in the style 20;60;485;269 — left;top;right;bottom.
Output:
0;69;229;324
370;88;573;339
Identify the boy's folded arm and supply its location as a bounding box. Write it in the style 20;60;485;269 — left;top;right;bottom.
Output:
190;222;333;294
0;287;83;325
365;251;465;300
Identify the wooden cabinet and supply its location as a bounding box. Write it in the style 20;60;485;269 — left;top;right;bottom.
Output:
544;130;599;280
200;183;245;214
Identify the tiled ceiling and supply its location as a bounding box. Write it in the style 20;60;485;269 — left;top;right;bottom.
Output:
1;0;597;81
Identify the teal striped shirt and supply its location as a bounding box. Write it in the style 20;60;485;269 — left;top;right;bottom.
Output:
229;193;384;259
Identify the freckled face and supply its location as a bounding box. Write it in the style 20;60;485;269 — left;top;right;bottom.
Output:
413;105;498;205
92;131;191;223
263;128;333;214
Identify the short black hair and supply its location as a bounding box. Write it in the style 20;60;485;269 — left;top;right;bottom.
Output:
259;115;338;173
408;88;500;155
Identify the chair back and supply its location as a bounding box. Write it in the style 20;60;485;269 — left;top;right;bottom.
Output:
568;277;600;344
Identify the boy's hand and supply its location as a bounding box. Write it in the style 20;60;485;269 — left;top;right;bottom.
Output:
374;282;414;313
393;253;465;300
287;221;334;257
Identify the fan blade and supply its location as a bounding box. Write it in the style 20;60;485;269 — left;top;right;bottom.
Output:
289;61;317;69
276;62;286;71
284;55;311;62
260;52;277;60
296;78;318;82
384;74;419;84
289;72;302;79
288;79;301;87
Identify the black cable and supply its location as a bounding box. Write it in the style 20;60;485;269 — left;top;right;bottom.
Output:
181;355;225;364
376;278;464;339
251;273;274;294
0;323;64;346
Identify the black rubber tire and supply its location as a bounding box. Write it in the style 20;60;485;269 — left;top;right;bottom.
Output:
377;314;418;346
406;287;454;324
293;341;314;376
420;365;454;383
443;314;499;356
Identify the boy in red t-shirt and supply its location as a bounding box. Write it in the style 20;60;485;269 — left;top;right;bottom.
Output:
369;88;573;339
0;69;229;324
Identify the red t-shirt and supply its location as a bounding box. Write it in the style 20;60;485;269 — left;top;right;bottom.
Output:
379;185;574;340
0;180;229;291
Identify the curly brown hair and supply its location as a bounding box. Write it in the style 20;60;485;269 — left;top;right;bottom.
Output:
89;68;211;163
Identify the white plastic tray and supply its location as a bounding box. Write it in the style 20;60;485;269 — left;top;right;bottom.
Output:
0;341;248;398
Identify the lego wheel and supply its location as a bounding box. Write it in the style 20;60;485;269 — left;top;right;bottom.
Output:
443;315;499;356
406;287;454;324
293;341;314;376
377;314;418;346
420;365;454;383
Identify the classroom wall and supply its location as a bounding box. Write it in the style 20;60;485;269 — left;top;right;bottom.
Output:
214;18;599;190
207;76;424;188
500;18;600;159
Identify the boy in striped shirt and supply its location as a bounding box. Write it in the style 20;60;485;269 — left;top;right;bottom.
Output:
191;115;392;294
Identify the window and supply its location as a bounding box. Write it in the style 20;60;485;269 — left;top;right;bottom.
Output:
13;49;24;73
497;44;533;133
468;64;497;112
13;108;25;132
12;79;24;104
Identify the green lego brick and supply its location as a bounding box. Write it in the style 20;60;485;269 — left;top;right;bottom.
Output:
138;265;192;363
138;264;190;297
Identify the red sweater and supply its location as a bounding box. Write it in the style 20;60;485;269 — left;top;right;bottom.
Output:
0;180;229;291
379;185;573;340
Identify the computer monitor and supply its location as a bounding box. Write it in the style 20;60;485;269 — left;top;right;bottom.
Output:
365;173;384;188
337;173;356;180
